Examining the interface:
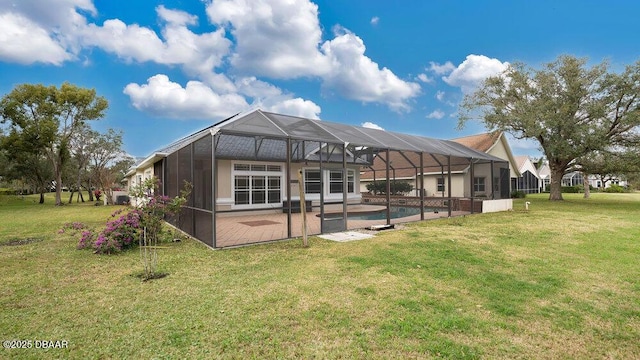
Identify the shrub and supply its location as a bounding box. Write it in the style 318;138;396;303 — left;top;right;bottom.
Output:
59;210;142;254
92;209;141;254
561;185;583;193
511;190;526;198
366;180;414;195
604;184;626;193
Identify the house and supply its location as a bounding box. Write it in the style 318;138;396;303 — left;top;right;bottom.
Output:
538;162;550;192
126;110;512;249
531;161;627;192
360;131;520;200
512;156;542;194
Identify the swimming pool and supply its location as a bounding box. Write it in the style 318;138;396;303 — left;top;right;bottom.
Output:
322;206;442;221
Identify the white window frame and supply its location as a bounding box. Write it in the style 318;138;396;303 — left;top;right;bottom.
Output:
303;168;356;199
473;177;486;193
231;161;285;209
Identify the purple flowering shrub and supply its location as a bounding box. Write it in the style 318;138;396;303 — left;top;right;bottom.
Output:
92;209;142;254
59;178;190;261
59;209;143;254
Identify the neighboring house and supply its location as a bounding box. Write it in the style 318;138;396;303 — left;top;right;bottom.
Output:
563;172;627;189
360;131;520;200
126;109;511;248
512;156;542;194
538;163;550;192
532;161;627;192
587;175;626;189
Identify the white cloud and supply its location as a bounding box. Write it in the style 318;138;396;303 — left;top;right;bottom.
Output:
370;16;379;26
0;12;72;65
123;74;248;119
261;98;321;119
321;28;420;112
207;0;329;78
0;0;419;114
207;0;419;111
81;6;232;86
429;61;455;75
123;74;322;120
156;5;197;26
417;73;434;84
443;54;509;93
435;90;445;101
426;109;445;119
362;121;384;130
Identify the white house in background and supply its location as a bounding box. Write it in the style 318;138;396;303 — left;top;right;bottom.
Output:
512;156;542;194
574;173;627;189
536;161;627;191
538;163;550;191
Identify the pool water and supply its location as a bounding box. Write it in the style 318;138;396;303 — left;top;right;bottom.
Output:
324;206;441;221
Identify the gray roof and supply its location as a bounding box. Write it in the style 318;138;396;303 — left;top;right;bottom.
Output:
214;110;507;163
129;109;507;174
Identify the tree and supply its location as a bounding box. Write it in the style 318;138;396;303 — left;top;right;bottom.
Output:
0;116;54;203
87;128;133;204
0;83;108;205
460;55;640;200
577;148;639;197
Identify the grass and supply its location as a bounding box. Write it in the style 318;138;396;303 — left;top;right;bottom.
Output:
1;192;639;359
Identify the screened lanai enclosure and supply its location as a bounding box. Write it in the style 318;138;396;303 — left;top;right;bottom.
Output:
134;109;511;249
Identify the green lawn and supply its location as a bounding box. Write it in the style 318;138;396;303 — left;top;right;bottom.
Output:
1;193;638;359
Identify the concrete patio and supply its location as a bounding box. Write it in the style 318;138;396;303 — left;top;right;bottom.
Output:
214;204;470;248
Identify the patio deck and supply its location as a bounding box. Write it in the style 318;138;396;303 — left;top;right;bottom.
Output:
214;204;470;248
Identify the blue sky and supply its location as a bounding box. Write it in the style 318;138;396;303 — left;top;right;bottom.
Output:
1;0;639;159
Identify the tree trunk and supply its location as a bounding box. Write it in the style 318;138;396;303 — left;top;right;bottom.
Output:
86;182;94;202
105;187;113;205
54;163;63;206
76;174;85;203
68;190;74;203
39;191;45;204
583;173;590;199
548;162;565;201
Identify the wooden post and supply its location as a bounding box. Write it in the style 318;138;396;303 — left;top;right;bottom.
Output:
297;170;308;247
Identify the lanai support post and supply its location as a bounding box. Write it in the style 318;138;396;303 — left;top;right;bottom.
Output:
419;152;425;221
447;155;452;217
319;141;325;233
286;138;292;238
385;149;391;225
342;143;348;230
211;130;218;249
490;160;495;199
470;158;475;214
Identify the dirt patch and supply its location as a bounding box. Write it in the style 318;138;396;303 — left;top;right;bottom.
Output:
0;238;44;246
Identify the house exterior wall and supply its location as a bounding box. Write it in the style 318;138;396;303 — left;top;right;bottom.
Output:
488;138;518;178
126;164;154;207
216;159;361;211
422;174;466;197
467;162;496;198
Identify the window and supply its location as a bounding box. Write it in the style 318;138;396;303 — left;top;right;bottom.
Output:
473;177;486;192
304;168;355;195
304;169;321;194
437;177;445;192
233;162;283;206
329;170;355;194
